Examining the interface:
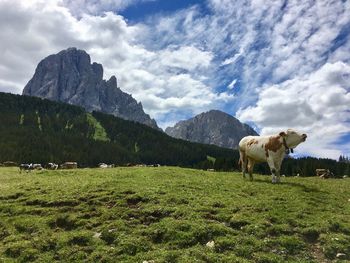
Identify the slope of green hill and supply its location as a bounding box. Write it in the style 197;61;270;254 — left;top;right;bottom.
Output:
0;92;235;167
0;167;349;262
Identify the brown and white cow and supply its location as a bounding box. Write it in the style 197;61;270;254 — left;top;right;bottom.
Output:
238;129;307;183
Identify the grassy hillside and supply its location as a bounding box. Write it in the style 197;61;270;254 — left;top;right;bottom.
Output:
0;92;235;167
0;167;349;262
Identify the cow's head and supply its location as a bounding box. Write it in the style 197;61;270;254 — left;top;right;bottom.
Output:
279;129;307;149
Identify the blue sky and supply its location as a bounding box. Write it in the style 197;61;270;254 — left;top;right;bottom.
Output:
120;0;207;22
0;0;349;159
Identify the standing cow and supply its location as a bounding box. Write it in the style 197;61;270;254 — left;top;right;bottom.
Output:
239;129;307;183
19;163;33;173
60;162;78;169
47;163;59;170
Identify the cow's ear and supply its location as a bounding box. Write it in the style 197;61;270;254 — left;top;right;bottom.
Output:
279;131;286;137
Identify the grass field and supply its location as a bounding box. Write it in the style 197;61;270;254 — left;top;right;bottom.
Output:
0;167;349;262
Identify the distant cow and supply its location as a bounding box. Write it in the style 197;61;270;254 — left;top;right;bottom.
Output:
60;162;78;169
99;163;108;168
32;164;43;170
316;169;333;179
19;163;33;173
47;163;58;170
3;161;18;167
239;129;307;183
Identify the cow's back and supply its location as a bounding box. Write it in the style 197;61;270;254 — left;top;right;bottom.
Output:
239;135;270;163
239;136;256;151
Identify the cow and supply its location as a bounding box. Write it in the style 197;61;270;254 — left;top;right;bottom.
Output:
60;162;78;169
19;163;33;173
99;163;108;168
238;129;307;183
47;163;58;170
316;169;333;179
3;161;18;167
32;164;43;170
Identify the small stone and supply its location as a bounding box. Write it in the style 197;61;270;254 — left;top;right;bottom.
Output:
93;232;101;238
336;253;346;258
206;240;215;248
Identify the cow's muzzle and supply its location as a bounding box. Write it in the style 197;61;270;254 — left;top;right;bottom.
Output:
301;134;307;141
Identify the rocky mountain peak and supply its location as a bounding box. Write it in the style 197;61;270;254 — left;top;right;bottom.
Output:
165;110;258;149
23;47;159;130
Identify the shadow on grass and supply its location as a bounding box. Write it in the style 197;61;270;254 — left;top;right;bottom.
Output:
252;178;323;193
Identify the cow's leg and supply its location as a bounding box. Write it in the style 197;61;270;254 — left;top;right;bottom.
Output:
274;160;283;183
276;166;281;183
267;158;277;183
247;158;255;181
239;150;247;179
275;169;281;183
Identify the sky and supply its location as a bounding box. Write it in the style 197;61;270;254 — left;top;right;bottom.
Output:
0;0;349;159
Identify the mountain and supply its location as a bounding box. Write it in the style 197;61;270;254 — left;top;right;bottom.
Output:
0;92;237;167
22;47;159;129
165;110;258;149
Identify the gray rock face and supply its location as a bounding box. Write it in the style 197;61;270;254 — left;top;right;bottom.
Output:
165;110;258;149
23;47;159;129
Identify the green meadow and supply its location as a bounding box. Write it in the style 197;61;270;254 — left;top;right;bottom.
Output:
0;167;349;262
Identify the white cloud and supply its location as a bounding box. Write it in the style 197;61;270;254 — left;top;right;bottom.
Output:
227;79;237;90
221;48;244;66
159;46;213;71
237;62;350;159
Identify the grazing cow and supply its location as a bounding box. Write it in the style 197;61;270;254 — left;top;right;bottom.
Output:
19;163;33;173
60;162;78;169
47;163;58;170
99;163;108;168
316;169;333;179
3;161;18;167
239;129;307;183
32;164;43;170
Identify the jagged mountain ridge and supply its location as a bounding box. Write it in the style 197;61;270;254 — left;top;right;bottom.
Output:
165;110;258;149
22;47;159;129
